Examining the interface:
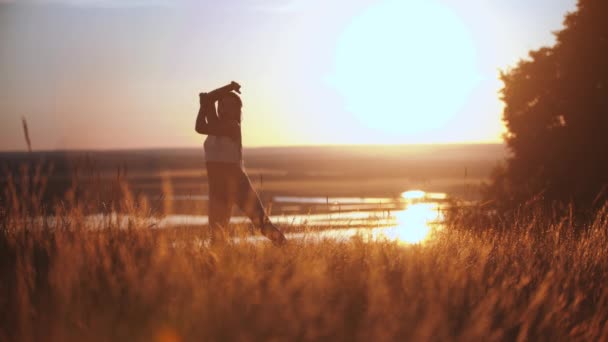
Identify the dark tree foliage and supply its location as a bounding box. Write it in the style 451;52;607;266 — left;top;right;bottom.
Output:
487;0;608;214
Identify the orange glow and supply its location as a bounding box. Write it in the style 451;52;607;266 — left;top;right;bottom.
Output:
155;327;181;342
0;0;576;150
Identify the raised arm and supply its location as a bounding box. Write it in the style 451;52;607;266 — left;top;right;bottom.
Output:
195;82;241;137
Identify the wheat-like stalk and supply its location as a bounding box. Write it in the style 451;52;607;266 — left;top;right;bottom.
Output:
21;117;32;152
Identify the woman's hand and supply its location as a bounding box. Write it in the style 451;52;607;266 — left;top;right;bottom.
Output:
199;81;241;105
230;81;241;94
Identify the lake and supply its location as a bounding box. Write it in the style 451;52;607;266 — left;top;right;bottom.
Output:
154;190;447;244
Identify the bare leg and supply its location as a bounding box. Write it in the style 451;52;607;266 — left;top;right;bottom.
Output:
229;165;286;244
206;162;233;242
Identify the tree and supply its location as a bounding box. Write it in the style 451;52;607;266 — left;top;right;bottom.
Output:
487;0;608;214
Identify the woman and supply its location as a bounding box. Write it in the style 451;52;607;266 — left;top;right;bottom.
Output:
195;81;286;245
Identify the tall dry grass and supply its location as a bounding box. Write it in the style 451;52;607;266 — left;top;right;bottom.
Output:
1;166;608;341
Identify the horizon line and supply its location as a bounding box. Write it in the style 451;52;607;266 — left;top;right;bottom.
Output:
0;141;506;154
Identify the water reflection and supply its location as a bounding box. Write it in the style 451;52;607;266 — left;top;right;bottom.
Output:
401;190;447;202
245;202;443;245
273;196;392;204
72;190;446;245
160;190;446;245
401;190;426;200
383;203;443;244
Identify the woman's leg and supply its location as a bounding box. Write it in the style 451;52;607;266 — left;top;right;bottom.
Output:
206;162;233;241
229;166;286;244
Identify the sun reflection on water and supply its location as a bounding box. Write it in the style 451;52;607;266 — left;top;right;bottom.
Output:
383;203;443;244
125;190;447;245
401;190;426;200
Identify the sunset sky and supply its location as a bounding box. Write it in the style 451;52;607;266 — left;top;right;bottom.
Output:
0;0;577;151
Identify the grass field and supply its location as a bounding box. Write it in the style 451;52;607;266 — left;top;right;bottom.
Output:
2;198;608;341
5;145;608;341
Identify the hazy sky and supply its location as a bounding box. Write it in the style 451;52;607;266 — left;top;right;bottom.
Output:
0;0;577;151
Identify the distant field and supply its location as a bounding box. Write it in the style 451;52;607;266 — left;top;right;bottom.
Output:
0;144;507;215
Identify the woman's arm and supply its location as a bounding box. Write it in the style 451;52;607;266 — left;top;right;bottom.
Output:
194;101;239;137
195;82;241;137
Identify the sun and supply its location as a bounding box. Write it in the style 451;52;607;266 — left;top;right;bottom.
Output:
329;0;481;137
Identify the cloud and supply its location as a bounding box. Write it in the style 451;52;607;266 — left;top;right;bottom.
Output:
223;0;309;13
250;0;305;12
1;0;316;11
1;0;173;8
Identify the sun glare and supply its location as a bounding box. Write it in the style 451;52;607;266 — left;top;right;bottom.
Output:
401;190;426;200
389;203;441;244
330;0;481;137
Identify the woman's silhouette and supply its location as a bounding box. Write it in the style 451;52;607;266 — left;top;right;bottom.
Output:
195;81;286;245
